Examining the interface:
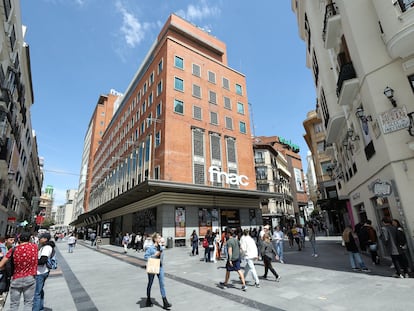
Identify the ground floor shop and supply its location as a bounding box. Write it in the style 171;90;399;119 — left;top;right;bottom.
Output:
72;180;271;247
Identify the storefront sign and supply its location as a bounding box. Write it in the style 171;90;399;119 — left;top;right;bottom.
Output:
208;166;248;186
278;136;300;152
371;180;392;197
379;107;410;134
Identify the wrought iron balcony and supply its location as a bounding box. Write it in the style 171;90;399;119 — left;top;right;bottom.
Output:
322;3;341;49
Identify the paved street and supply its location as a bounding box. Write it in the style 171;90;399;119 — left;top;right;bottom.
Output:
3;236;413;311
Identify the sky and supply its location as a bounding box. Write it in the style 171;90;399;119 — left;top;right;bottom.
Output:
20;0;315;206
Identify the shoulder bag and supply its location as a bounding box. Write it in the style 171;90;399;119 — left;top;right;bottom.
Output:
146;257;160;274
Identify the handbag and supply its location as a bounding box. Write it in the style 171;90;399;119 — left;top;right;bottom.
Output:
146;258;161;274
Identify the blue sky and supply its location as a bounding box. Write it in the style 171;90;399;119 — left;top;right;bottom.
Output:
20;0;315;206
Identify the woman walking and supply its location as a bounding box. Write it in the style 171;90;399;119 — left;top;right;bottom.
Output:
144;233;172;310
260;233;281;282
342;226;370;272
307;223;318;257
190;230;199;256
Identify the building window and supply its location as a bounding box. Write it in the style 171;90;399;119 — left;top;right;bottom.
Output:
226;137;236;164
175;56;184;69
192;84;201;98
239;121;246;134
312;49;319;86
193;128;205;185
209;91;217;104
237;102;244;114
157;81;162;96
320;89;329;129
222;77;230;90
155;131;161;147
154;166;160;180
223;96;231;110
235;84;243;95
317;141;325;153
193;105;202;120
156;102;162;118
225;116;233;130
314;122;323;133
210;112;218;125
141;122;145;135
174;77;184;92
149;71;154;85
192;63;201;77
321;161;331;175
256;166;267;180
143;82;147;94
148;92;153;106
158;59;163;74
174;99;184;114
142;102;146;114
208;71;216;84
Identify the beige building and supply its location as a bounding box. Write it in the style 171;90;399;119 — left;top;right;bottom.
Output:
293;0;414;262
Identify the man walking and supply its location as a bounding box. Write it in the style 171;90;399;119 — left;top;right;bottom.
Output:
380;217;405;278
220;229;247;291
67;234;76;253
240;229;260;288
33;232;55;311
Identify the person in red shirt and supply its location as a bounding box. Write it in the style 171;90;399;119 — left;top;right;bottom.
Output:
0;232;38;310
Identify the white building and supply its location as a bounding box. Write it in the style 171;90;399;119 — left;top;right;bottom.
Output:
293;0;414;263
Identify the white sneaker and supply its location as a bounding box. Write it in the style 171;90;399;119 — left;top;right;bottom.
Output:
314;254;318;257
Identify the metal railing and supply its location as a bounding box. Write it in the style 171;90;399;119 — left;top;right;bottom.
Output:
322;3;338;42
398;0;414;13
336;62;356;97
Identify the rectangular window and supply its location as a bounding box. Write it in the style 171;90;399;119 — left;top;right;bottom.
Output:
314;122;323;133
174;99;184;114
209;91;217;104
222;77;230;90
192;84;201;98
210;112;218;125
317;141;325;153
193;129;205;185
193;105;202;120
237;102;244;114
149;72;154;85
158;59;163;74
210;134;221;161
142;102;146;114
239;121;246;134
225;116;233;130
154;166;160;180
235;84;243;95
143;82;147;94
157;81;162;96
175;56;184;69
192;63;201;77
208;71;216;84
148;92;153;106
156;102;162;118
174;77;184;92
223;96;231;109
155;131;161;147
226;138;236;163
141;122;145;134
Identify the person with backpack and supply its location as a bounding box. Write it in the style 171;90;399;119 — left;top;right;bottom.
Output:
33;232;56;311
392;219;410;278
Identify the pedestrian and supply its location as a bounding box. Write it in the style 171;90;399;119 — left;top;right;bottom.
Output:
122;233;130;253
287;225;294;248
212;229;221;262
260;233;281;282
144;232;172;310
219;229;247;291
203;230;213;262
291;225;302;251
33;232;55;311
342;226;370;272
0;232;38;310
189;230;199;256
135;232;143;252
307;223;318;257
240;229;260;288
392;219;409;278
67;233;76;253
272;226;285;263
361;220;379;265
143;234;153;251
89;231;96;247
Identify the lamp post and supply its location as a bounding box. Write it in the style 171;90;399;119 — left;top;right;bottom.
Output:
146;118;162;179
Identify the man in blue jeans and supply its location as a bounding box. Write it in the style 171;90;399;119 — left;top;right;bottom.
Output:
33;232;55;311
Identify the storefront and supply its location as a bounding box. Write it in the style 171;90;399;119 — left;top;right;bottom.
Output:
72;179;270;247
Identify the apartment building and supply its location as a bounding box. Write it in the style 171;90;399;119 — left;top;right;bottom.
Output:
293;0;414;262
72;90;121;223
0;0;43;235
72;14;270;245
253;136;308;226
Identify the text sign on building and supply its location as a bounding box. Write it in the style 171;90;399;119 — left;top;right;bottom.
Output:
371;180;392;197
208;166;249;186
379;106;410;134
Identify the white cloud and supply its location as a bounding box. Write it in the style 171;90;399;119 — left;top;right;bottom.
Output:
115;1;152;48
176;0;221;21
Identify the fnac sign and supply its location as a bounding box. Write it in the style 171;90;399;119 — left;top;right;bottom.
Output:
208;166;249;186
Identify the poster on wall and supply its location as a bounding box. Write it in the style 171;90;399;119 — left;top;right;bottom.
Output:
175;207;186;238
199;208;212;236
294;168;304;192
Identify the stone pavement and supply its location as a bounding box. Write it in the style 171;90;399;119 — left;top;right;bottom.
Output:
2;236;413;311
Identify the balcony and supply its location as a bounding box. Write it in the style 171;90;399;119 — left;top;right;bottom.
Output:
322;3;341;49
336;62;359;106
325;110;346;144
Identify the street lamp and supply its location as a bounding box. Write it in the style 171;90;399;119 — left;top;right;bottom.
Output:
146;118;162;179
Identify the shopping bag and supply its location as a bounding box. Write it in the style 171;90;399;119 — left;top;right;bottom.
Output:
146;258;161;274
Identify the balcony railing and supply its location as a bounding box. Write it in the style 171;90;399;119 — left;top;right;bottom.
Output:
336;62;356;97
254;158;265;164
322;3;338;42
398;0;414;13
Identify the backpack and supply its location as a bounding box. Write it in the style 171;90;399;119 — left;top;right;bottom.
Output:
202;238;209;248
46;250;58;270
